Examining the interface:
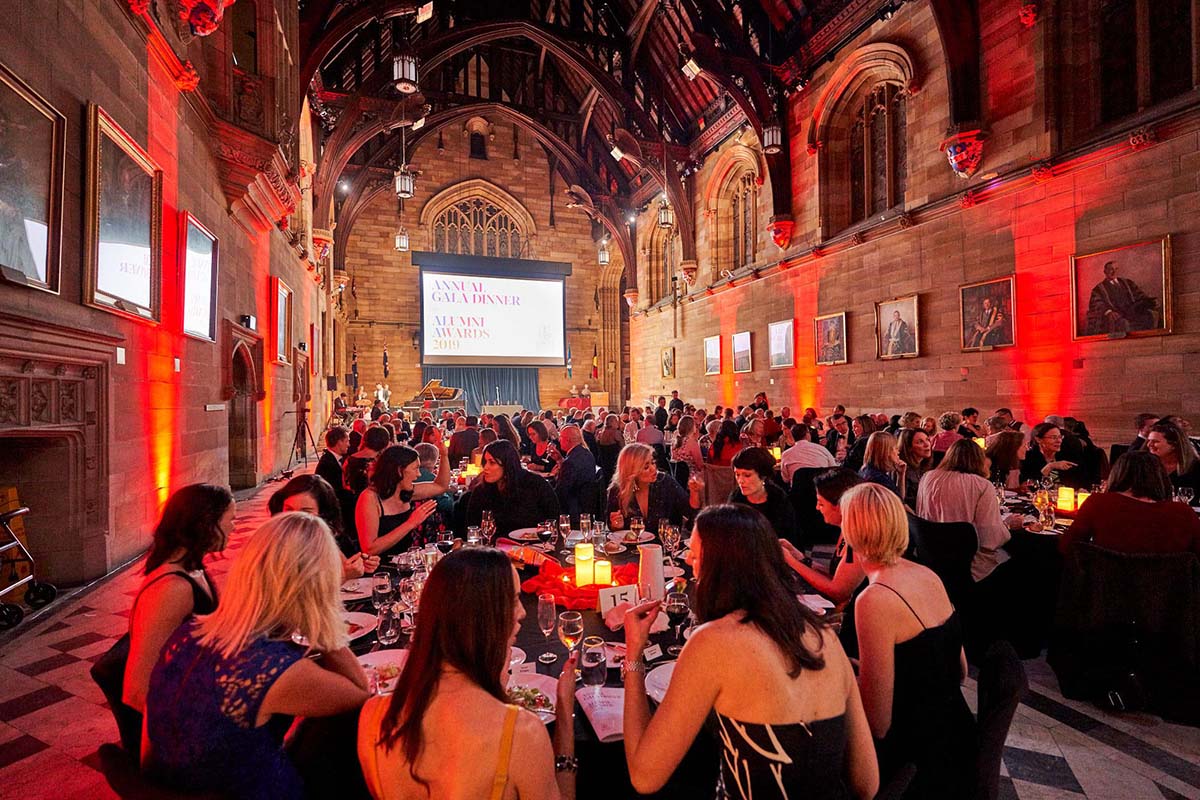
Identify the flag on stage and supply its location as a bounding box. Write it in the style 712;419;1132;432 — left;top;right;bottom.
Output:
591;344;599;380
351;344;359;390
383;344;389;378
566;344;573;379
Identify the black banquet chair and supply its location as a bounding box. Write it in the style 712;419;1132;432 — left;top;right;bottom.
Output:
974;641;1027;800
788;467;839;549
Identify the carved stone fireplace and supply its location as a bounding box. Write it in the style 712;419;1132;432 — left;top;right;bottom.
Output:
0;313;115;585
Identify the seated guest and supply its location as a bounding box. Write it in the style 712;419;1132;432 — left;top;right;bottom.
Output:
526;420;559;474
356;442;450;557
344;426;392;497
472;427;498;465
708;419;743;466
492;414;521;449
930;412;963;454
780;469;868;607
921;416;938;438
1147;420;1200;504
670;416;704;473
729;447;798;544
899;412;922;431
607;443;702;534
357;549;577;799
636;416;665;446
1059;451;1200;554
842;484;976;798
985;431;1025;490
1020;422;1086;488
268;474;378;577
824;414;855;463
958;407;984;438
143;513;371;797
554;425;598;519
1064;417;1106;485
317;426;350;494
447;415;480;467
414;442;456;520
917;440;1022;583
982;414;1008;447
103;485;233;755
858;432;903;498
467;440;561;535
740;417;766;449
897;429;933;509
780;422;837;483
621;504;879;799
843;416;876;473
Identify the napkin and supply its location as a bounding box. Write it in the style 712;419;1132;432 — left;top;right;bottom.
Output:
576;686;625;742
798;594;835;615
497;539;558;568
602;602;670;633
638;544;665;601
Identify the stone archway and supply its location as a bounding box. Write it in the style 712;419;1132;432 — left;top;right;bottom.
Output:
228;343;258;489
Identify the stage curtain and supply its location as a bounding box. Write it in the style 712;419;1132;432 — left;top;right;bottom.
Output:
421;367;541;415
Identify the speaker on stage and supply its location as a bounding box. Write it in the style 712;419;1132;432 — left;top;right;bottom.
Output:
326;376;338;391
344;373;354;385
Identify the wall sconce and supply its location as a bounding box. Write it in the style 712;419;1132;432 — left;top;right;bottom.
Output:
394;226;410;252
411;330;421;351
238;314;257;330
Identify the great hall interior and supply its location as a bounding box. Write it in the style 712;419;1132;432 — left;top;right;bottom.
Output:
0;0;1198;798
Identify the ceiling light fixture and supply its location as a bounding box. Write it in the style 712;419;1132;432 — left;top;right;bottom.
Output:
392;52;419;94
762;122;782;154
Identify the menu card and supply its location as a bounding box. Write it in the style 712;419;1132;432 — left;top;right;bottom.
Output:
576;686;625;742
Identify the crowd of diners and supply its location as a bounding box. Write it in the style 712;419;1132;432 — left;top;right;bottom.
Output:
93;392;1200;799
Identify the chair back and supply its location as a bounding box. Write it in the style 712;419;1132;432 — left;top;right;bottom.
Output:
579;478;606;521
974;641;1026;800
669;460;691;488
1108;442;1130;468
788;467;839;547
701;463;737;507
905;513;977;612
595;442;622;486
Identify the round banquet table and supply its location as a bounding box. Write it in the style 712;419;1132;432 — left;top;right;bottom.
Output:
999;493;1067;656
296;535;718;799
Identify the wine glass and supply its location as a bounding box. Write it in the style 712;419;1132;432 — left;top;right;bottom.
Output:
1178;487;1195;505
537;593;559;664
536;520;555;552
436;530;455;555
629;516;645;541
558;611;584;655
661;525;682;566
377;601;402;646
372;573;393;611
664;591;690;656
581;636;607;696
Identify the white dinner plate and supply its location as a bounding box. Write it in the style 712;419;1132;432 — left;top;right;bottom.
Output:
608;531;655;545
509;528;543;542
598;542;627;557
345;612;378;641
340;578;373;601
645;662;676;704
359;649;408;694
507;672;558;724
663;565;685;579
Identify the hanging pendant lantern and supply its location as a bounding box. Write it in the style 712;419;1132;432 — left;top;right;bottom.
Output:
394;226;410;252
657;197;675;229
394;165;415;199
392;52;420;94
762;122;782;155
598;241;610;266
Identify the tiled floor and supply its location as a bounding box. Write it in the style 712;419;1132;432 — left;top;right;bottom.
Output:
0;473;1196;799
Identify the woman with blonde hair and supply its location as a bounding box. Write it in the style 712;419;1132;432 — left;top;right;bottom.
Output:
857;432;903;498
842;484;975;799
142;513;370;797
607;442;703;533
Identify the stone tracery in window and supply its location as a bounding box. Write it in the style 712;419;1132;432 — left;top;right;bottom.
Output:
432;198;523;258
729;172;757;269
847;82;907;226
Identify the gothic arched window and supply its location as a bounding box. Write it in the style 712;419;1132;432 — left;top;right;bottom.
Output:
847;82;907;226
729;172;756;269
432;198;523;258
650;226;678;303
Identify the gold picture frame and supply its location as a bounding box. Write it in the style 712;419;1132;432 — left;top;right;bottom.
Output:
703;335;721;375
732;331;752;373
83;104;163;322
1069;235;1172;342
874;294;919;360
814;312;848;366
959;276;1016;351
661;346;675;379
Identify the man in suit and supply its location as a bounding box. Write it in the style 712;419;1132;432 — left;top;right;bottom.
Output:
668;390;685;413
1129;413;1160;452
823;414;856;463
317;426;350;491
448;415;480;466
654;396;669;430
1085;260;1157;335
554;425;598;519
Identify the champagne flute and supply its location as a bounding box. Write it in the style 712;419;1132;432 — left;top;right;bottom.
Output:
537;593;559;664
581;636;607;696
371;573;393;611
558;611;584;655
558;514;572;555
664;591;690;656
579;513;592;544
661;525;682;567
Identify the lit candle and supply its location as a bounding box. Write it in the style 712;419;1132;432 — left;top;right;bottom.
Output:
574;543;594;586
1075;491;1090;510
1056;487;1075;513
593;559;611;585
973;437;986;449
770;446;782;461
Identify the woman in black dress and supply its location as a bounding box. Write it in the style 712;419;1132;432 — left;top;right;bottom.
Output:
621;504;879;799
466;439;561;535
606;443;703;534
728;447;798;546
843;482;976;798
355;441;450;557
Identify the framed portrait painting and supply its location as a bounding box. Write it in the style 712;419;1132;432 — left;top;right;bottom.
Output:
84;104;163;322
814;312;848;366
768;320;794;369
875;295;919;359
732;331;752;373
1070;236;1171;341
703;335;721;375
959;276;1015;351
0;61;64;294
181;212;218;342
273;276;293;363
661;346;675;379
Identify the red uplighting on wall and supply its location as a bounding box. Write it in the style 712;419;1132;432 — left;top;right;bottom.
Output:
781;262;826;413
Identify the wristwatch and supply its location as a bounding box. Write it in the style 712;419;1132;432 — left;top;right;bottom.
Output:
620;655;646;681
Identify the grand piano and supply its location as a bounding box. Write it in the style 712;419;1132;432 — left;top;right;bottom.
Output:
400;379;464;414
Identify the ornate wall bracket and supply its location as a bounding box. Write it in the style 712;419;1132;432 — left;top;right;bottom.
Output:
623;288;639;308
678;260;698;286
940;128;988;179
213;118;301;234
1128;126;1158;150
178;0;228;37
767;216;795;250
1019;3;1039;28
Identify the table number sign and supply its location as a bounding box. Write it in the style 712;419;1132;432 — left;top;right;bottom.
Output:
598;584;638;614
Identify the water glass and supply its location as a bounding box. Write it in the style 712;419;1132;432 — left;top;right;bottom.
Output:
537;593;559;664
581;636;607;692
579;514;593;544
422;544;439;571
377;602;403;646
466;526;482;547
629;516;645;539
372;573;393;611
1039;504;1057;530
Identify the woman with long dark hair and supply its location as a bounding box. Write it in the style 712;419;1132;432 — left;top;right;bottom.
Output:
708;419;743;466
357;549;577;799
268;474;380;579
108;483;234;753
526;420;559;474
985;431;1025;489
466;439;561;535
621;505;878;799
356;441;450;556
897;429;933;509
492;413;522;449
